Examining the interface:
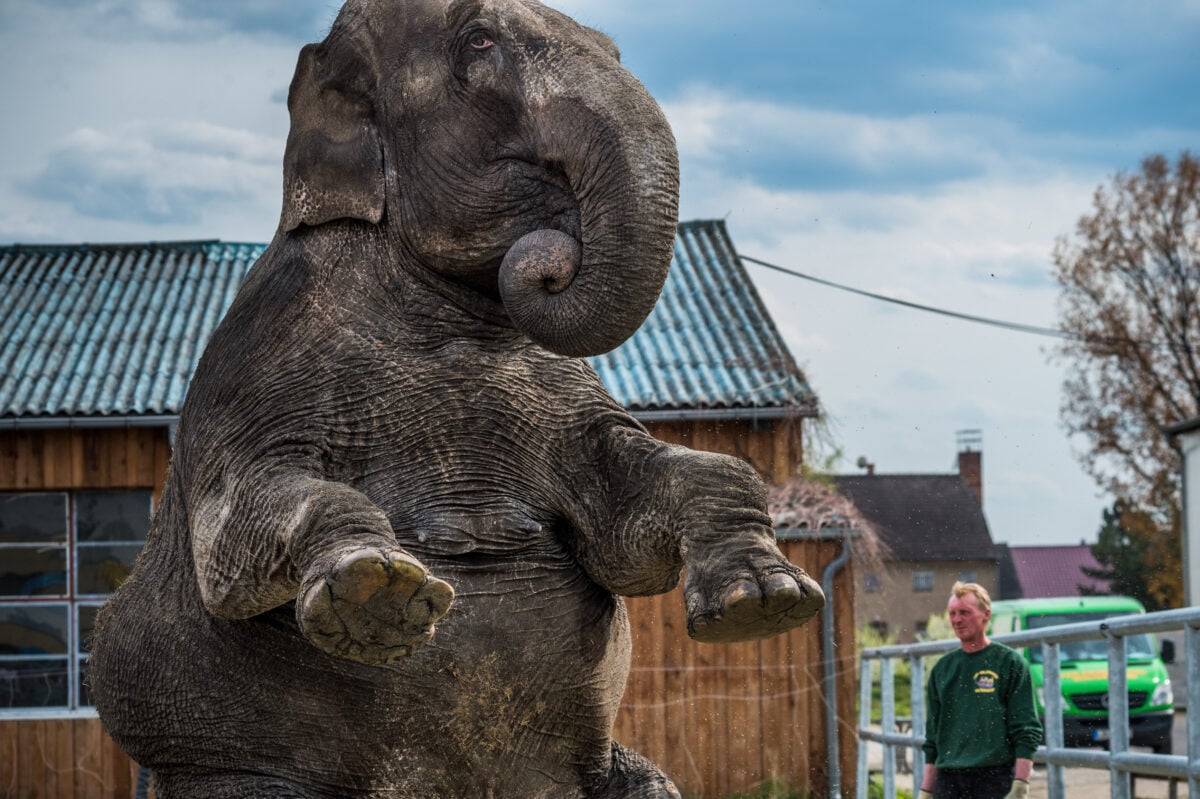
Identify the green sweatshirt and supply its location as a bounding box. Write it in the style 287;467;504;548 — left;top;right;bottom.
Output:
922;642;1042;769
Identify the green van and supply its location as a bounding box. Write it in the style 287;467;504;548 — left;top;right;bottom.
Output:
988;596;1175;753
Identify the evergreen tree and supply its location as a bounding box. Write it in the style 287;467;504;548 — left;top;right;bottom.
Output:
1081;499;1182;611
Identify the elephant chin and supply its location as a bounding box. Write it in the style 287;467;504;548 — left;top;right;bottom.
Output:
499;229;613;357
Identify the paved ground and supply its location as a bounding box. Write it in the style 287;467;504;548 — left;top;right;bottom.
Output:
867;710;1190;798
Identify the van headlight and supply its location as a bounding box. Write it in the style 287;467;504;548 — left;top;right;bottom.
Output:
1151;680;1173;708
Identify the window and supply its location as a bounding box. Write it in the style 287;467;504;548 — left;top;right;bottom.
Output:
864;573;882;593
915;620;929;638
912;570;935;592
0;491;150;713
958;570;977;584
868;621;888;638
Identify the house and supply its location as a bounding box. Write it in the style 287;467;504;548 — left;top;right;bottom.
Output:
0;220;856;798
835;436;999;643
1002;544;1111;599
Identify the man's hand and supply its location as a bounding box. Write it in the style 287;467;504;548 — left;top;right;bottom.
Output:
1003;779;1029;799
919;791;933;799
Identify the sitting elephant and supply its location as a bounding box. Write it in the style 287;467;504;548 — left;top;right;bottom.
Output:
90;0;824;796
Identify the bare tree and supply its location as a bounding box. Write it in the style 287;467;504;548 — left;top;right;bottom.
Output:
1053;152;1200;508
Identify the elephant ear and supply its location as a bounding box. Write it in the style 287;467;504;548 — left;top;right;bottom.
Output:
281;43;384;232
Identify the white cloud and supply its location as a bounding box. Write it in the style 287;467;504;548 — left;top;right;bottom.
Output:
663;87;1008;182
673;158;1112;544
913;32;1101;100
22;121;283;228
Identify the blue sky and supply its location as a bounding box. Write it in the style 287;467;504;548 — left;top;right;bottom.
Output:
2;0;1198;547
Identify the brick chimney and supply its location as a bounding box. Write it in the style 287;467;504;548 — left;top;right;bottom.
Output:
956;429;983;504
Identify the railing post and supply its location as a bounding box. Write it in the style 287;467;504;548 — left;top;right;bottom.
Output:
1042;642;1066;799
881;657;896;798
857;656;873;799
1187;623;1199;799
1107;630;1130;799
910;653;926;795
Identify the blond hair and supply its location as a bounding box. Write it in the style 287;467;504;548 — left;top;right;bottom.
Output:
950;581;991;613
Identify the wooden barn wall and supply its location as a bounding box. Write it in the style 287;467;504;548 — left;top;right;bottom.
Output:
3;419;855;799
0;719;143;799
1;427;168;799
0;428;170;500
642;416;804;485
616;538;856;798
628;417;856;797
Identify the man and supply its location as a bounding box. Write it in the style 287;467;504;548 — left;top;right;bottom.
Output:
920;582;1042;799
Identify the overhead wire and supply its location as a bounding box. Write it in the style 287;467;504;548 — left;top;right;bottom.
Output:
739;254;1126;349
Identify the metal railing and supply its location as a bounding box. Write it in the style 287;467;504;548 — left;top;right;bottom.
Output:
856;607;1200;799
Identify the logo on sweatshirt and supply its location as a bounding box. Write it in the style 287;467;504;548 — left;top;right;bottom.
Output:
973;670;999;693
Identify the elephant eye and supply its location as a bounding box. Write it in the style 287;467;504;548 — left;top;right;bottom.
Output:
468;31;494;50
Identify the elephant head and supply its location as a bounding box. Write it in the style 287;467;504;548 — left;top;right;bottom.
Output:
280;0;680;357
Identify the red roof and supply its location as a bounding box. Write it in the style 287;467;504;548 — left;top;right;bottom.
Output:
1008;545;1111;598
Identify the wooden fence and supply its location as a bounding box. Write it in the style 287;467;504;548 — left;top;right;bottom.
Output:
0;719;143;799
616;536;857;799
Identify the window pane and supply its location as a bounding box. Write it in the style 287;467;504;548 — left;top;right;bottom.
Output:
76;491;151;542
79;658;93;707
76;544;142;595
0;546;67;597
0;658;70;708
78;605;100;654
0;493;67;543
0;605;69;655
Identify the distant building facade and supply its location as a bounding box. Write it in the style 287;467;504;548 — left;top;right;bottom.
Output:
836;439;998;643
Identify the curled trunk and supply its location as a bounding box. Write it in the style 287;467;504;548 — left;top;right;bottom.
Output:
499;93;679;358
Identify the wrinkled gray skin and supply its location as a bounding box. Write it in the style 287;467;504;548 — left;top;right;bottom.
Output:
90;0;825;796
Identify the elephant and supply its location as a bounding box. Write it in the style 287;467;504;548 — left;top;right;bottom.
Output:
89;0;825;797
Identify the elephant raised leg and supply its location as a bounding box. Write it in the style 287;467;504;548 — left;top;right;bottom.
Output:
571;425;825;643
586;742;682;799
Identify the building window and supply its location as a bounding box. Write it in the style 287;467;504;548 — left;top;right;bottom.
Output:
0;490;151;713
912;570;935;592
958;570;977;584
868;621;888;638
915;620;929;639
864;573;882;593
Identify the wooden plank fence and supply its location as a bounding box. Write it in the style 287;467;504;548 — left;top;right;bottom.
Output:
0;719;143;799
616;536;857;798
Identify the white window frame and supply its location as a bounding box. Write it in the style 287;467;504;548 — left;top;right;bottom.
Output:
0;490;151;718
912;570;935;592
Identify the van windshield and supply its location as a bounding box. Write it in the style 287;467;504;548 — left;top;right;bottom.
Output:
1025;612;1157;663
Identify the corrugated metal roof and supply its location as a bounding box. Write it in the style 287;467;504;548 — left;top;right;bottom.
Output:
0;241;261;418
834;474;996;561
595;220;814;414
0;221;816;420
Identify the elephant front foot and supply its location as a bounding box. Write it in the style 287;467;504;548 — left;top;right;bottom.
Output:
683;553;824;644
298;548;454;665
